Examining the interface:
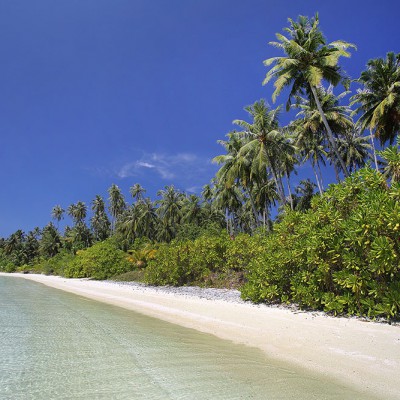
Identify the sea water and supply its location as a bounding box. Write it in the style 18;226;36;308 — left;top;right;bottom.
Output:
0;276;379;400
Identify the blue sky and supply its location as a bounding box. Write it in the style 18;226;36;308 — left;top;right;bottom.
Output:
0;0;399;237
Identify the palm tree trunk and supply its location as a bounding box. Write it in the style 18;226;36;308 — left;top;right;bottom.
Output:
286;173;294;210
370;129;379;172
311;162;323;195
310;85;349;178
246;187;260;227
316;161;325;190
266;155;286;205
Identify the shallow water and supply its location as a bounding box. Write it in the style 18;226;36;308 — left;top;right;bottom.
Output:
0;276;379;399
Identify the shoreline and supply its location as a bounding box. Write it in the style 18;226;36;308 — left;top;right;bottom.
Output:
2;272;399;399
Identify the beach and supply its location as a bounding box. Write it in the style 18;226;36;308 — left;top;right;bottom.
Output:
3;272;399;399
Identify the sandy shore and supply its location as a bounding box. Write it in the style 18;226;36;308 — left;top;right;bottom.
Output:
2;273;399;399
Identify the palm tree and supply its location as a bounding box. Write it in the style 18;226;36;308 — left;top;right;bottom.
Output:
338;130;371;173
290;119;326;194
181;194;203;225
351;52;400;147
201;184;213;203
379;138;400;183
156;185;183;230
40;223;61;258
253;178;278;229
213;182;243;234
90;195;111;241
130;183;146;203
67;201;87;225
51;205;64;228
294;179;317;211
108;184;126;232
213;131;260;224
263;14;355;177
135;198;158;239
233;100;294;205
291;87;354;180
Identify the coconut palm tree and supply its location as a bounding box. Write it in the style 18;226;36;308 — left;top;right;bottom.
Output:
294;179;317;211
291;87;354;180
40;223;61;258
351;52;400;147
108;184;126;232
156;185;183;232
213;131;260;224
67;201;87;225
263;14;355;177
213;182;243;234
181;194;203;225
290;119;326;194
233;100;292;205
135;198;158;239
338;130;371;173
90;195;111;241
379;138;400;183
51;205;64;228
130;183;146;203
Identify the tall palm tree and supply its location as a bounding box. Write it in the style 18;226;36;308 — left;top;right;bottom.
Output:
291;87;354;180
90;195;111;241
290;119;326;194
213;182;243;234
338;130;371;173
233;100;293;205
108;184;126;232
156;185;183;233
213;131;260;224
181;194;203;225
67;201;87;225
253;178;278;229
135;198;158;239
263;14;355;177
130;183;146;203
40;223;61;258
51;205;64;228
351;52;400;147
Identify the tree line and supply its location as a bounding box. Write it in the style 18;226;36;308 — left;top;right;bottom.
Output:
1;14;400;317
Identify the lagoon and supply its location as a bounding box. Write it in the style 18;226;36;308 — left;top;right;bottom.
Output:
0;276;379;399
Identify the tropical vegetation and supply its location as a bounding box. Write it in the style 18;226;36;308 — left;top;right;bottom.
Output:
1;14;399;320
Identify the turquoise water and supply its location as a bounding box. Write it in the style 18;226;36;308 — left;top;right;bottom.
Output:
0;277;379;399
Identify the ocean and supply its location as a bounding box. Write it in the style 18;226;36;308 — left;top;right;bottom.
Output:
0;276;378;399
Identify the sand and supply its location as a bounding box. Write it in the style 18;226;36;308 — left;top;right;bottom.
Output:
3;273;399;399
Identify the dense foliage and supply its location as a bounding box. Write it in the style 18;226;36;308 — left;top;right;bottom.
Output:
145;232;266;288
63;240;132;280
242;168;400;319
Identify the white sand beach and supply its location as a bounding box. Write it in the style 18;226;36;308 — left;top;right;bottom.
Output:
3;272;399;399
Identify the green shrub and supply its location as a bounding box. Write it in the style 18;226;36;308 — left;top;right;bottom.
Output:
0;250;16;272
32;250;76;276
64;239;131;280
145;232;231;286
241;168;400;320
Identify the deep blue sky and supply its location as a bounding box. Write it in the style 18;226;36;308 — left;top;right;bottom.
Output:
1;0;399;237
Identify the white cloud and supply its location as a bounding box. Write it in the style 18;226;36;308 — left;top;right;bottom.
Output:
137;162;155;169
114;151;216;186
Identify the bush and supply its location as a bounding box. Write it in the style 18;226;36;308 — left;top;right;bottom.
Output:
63;239;131;280
32;250;76;276
241;168;400;320
0;250;16;272
145;232;231;286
